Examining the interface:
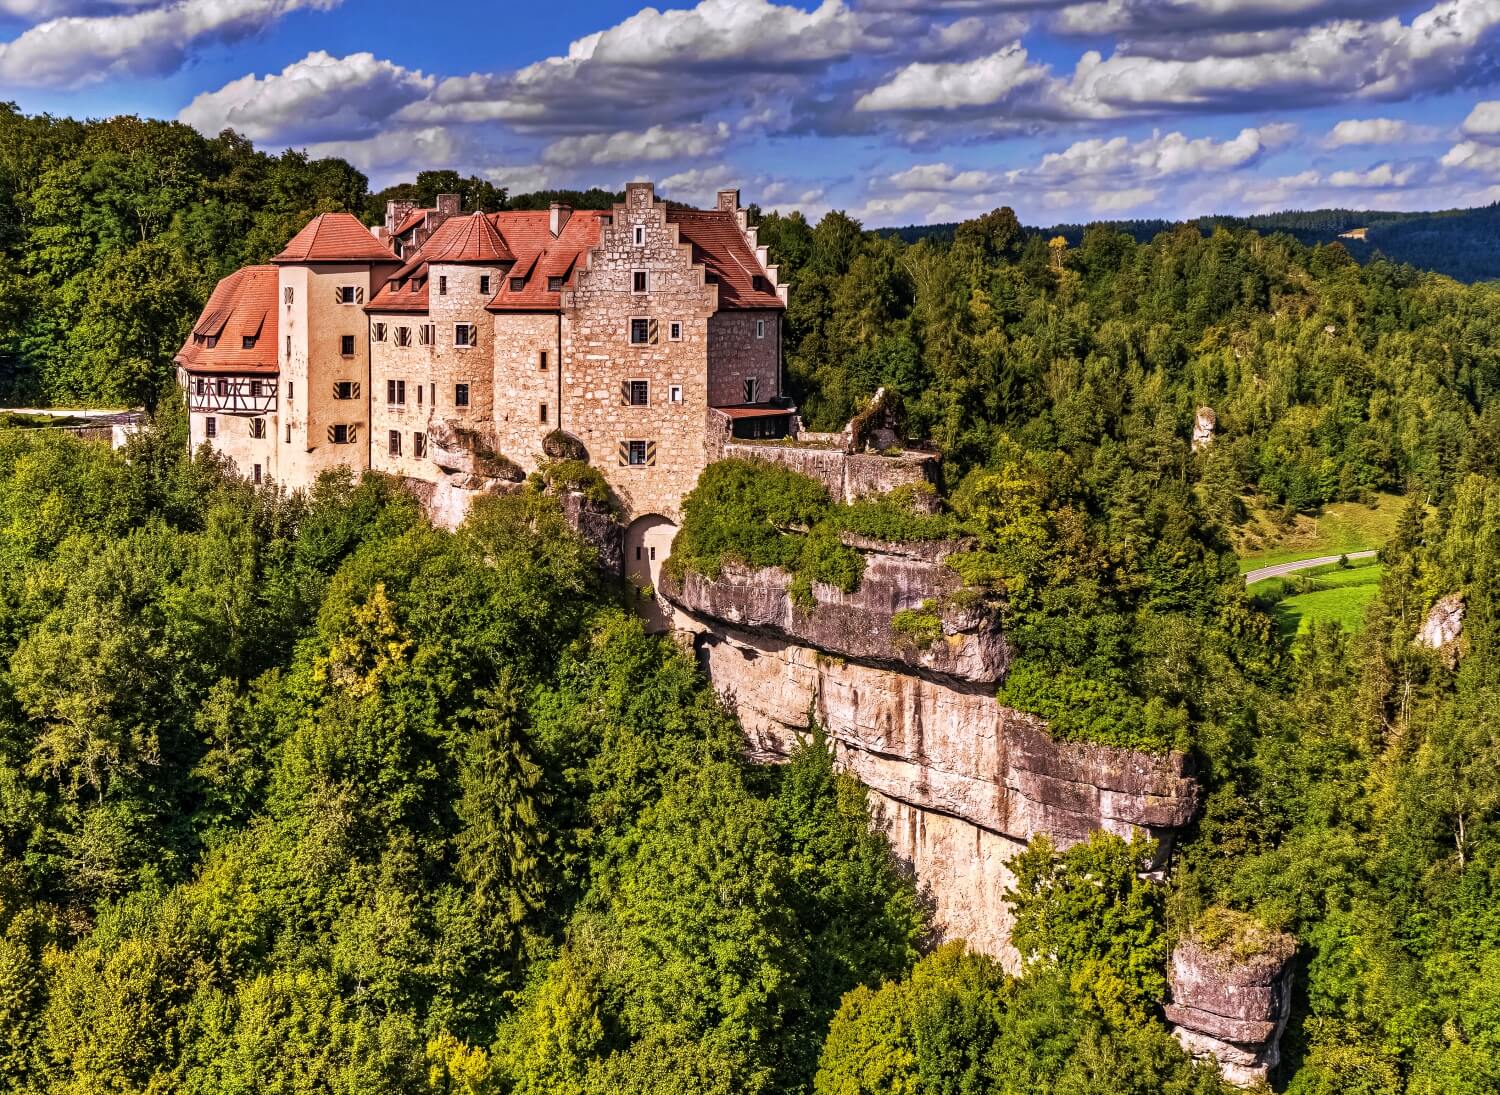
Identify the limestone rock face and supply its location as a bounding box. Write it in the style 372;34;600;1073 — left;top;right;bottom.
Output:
403;474;521;531
557;491;623;577
426;419;524;481
1416;593;1465;664
1166;935;1296;1087
1192;407;1217;452
660;552;1010;685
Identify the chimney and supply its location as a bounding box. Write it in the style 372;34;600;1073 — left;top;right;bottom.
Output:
717;188;740;212
385;198;417;236
436;192;461;218
549;201;572;238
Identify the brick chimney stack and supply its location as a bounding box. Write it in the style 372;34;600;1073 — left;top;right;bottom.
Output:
436;192;461;218
716;188;740;212
549;201;572;238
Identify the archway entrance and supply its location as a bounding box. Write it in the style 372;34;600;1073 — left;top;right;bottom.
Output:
624;514;678;633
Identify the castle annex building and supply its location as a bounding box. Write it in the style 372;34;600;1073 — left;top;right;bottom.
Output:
176;181;789;587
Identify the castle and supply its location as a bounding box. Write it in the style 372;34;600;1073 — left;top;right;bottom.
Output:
176;181;791;591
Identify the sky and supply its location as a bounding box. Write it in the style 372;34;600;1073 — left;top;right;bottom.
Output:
4;0;1500;227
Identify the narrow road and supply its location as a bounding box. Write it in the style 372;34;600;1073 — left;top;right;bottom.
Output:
1244;549;1378;586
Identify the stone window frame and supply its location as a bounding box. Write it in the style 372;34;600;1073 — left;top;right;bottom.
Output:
626;378;650;407
414;432;427;458
626;439;650;466
339;334;356;357
744;377;759;403
538;350;549;371
418;323;435;347
669;321;682;341
631;269;649;294
336;285;360;305
633;225;645;246
205;416;217;438
453;323;476;349
669;384;683;404
388;429;402;457
438;275;447;297
629;317;654;345
480;274;491;296
539;402;548;424
756;318;766;339
387;378;406;406
455;382;470;408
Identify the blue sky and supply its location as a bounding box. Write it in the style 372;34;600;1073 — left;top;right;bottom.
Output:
3;0;1500;226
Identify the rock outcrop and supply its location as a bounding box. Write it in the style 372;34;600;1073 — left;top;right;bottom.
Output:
1192;407;1217;452
1166;922;1297;1087
661;537;1201;968
1416;592;1465;666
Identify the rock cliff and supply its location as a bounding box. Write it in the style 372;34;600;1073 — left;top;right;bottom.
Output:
659;541;1200;966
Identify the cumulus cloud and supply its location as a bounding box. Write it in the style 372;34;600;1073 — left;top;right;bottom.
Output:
884;162;1004;192
1460;100;1500;141
854;41;1096;118
302;125;466;175
1324;117;1443;147
542;123;729;167
1054;0;1412;38
1034;125;1293;180
0;0;336;86
179;51;433;145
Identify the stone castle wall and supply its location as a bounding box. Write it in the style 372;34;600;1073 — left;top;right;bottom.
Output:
706;311;781;405
564;182;719;521
493;312;565;471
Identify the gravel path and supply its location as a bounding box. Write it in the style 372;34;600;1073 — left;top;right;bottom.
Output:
1243;549;1378;586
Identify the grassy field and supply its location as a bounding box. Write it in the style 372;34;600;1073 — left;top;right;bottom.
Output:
1247;556;1384;635
1234;491;1407;573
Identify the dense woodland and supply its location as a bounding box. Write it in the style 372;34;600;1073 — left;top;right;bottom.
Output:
0;108;1495;1092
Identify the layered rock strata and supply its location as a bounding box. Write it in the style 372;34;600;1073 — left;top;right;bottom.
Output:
660;543;1200;966
1166;933;1296;1087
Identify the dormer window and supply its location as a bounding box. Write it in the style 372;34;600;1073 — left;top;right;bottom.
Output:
548;276;564;292
205;336;218;349
409;280;418;294
752;275;767;291
510;276;525;291
241;336;256;349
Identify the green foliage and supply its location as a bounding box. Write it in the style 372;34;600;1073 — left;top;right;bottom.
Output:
529;458;612;506
1008;833;1168;1026
891;603;943;647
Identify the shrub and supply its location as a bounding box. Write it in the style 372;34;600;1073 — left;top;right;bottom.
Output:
530;459;612;506
891;603;943;647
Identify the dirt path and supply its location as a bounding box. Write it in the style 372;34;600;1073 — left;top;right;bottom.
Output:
1243;549;1378;586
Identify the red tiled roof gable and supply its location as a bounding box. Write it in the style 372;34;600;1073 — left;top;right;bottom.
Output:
175;266;279;374
667;208;784;310
273;212;398;264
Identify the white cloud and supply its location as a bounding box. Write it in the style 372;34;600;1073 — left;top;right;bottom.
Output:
1325;162;1421;187
302;125;465;176
1055;0;1411;37
854;41;1093;117
883;162;1004;192
179;51;433;145
1036;125;1291;181
1442;139;1500;173
0;0;336;86
1324;117;1442;147
1460;100;1500;141
541;123;729;167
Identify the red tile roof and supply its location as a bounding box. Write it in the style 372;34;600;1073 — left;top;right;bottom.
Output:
486;210;606;312
393;209;431;237
668;209;785;310
174;265;279;374
273;212;398;264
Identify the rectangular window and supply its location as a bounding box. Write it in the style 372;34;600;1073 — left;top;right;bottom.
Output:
205;336;218;349
634;225;645;246
395;326;411;347
253;463;262;484
454;323;474;348
510;276;525;291
744;377;758;403
669;321;681;341
372;322;387;342
539;350;548;371
334;381;356;400
205;416;217;438
628;379;649;406
241;335;256;349
388;430;401;457
286;424;291;444
250;379;262;398
547;276;564;292
414;432;426;458
419;324;434;346
340;334;355;356
336;286;357;304
630;318;650;345
332;424;350;444
284;286;293;305
539;402;548;424
627;439;648;465
215;377;228;397
438;275;447;296
670;384;683;404
194;378;204;396
479;275;490;295
387;379;406;405
756;318;766;339
455;383;469;408
285;335;291;358
249;418;265;439
417;383;423;406
288;381;294;401
632;270;648;293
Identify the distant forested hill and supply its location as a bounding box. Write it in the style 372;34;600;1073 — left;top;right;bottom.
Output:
882;203;1500;283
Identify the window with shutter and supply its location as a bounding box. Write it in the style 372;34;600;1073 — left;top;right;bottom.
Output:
333;381;360;399
414;432;426;457
249;418;265;439
388;430;401;456
626;379;649;406
744;377;758;403
630;318;649;345
372;322;386;342
395;326;411;347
